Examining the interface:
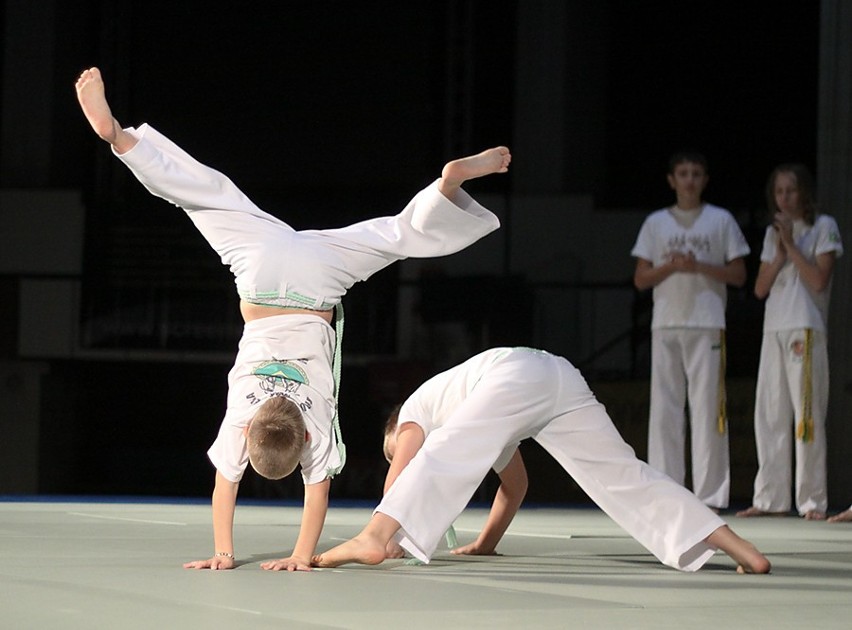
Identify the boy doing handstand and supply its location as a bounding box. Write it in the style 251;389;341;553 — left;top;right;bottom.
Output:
313;347;771;574
75;67;510;572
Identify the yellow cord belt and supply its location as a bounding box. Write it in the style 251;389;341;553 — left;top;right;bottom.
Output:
796;329;814;443
717;329;727;435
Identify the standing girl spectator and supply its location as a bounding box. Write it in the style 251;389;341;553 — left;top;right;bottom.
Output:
738;164;843;520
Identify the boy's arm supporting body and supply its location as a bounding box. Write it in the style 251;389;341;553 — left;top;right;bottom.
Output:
450;448;528;556
384;421;527;557
380;422;426;559
182;472;330;572
183;472;239;569
383;423;426;494
261;479;330;571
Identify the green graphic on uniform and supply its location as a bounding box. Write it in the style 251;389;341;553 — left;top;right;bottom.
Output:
252;361;309;384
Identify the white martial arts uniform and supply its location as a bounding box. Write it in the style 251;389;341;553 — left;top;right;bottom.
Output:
751;215;843;514
114;124;501;484
631;204;750;508
380;347;726;572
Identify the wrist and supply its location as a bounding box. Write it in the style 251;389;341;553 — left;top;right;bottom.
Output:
215;551;234;560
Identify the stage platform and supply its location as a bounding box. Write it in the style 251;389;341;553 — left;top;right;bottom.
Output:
1;499;851;629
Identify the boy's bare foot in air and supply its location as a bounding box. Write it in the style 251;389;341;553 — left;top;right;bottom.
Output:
311;535;387;568
705;525;771;574
438;146;511;201
827;509;852;523
75;67;137;154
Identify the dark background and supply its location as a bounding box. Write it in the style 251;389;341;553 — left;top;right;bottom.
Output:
1;0;827;505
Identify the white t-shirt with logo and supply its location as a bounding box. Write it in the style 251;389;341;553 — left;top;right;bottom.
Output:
760;214;844;333
207;314;340;485
631;204;750;329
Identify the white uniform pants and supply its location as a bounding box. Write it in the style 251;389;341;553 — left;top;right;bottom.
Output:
752;329;828;514
648;328;730;508
115;124;500;309
378;350;725;571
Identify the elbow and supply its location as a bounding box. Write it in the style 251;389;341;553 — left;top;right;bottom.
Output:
502;469;529;503
509;481;528;506
728;260;747;288
514;470;529;499
812;278;830;293
730;270;747;288
519;472;529;496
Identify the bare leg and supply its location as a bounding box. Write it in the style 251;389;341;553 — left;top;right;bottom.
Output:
75;67;138;154
311;512;401;568
827;508;852;523
438;146;511;202
705;525;771;574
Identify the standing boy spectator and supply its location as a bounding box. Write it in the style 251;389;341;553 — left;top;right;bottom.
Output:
631;152;750;511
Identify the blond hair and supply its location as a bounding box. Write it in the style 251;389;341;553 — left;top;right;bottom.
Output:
246;396;305;480
766;163;818;225
382;404;401;463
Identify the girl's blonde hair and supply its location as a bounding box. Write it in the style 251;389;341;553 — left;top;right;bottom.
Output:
766;163;818;225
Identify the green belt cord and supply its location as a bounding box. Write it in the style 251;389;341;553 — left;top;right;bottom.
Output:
404;527;459;565
445;525;458;549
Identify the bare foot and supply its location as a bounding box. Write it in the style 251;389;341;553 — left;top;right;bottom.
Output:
311;536;387;568
441;146;511;188
803;510;826;521
75;67;137;153
735;506;788;518
827;509;852;523
76;68;119;141
705;525;771;574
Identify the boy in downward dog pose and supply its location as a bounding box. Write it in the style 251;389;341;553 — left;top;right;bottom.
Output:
313;347;771;574
75;67;510;572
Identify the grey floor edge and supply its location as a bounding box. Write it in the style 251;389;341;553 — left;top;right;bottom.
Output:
1;500;851;629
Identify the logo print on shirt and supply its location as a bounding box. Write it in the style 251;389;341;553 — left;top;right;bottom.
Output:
790;339;805;363
251;360;309;395
664;233;711;257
